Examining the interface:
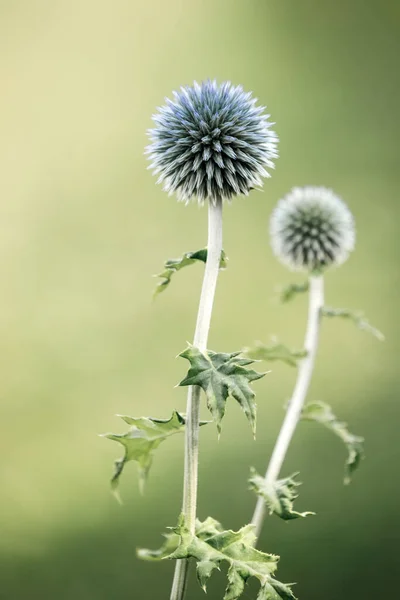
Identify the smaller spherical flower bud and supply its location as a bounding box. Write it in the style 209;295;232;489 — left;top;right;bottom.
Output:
146;80;278;205
270;186;355;272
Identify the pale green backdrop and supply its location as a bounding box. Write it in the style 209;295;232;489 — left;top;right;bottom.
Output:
0;1;399;599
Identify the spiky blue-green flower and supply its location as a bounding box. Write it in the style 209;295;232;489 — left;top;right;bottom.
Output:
147;80;278;204
270;187;355;272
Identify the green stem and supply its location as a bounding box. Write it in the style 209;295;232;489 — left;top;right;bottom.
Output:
251;275;324;541
170;199;223;600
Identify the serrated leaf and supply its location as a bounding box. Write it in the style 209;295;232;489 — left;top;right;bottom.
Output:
153;248;227;297
302;402;364;484
102;411;207;495
321;306;384;340
249;469;315;520
178;346;266;435
138;515;220;562
140;516;296;600
279;281;309;303
137;530;180;561
244;342;307;368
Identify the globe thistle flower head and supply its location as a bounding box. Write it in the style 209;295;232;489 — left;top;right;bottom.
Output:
270;187;355;273
147;80;278;205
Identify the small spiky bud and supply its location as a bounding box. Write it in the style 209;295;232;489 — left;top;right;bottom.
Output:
147;80;278;204
270;186;355;272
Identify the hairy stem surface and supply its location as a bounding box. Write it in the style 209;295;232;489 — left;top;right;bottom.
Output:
251;275;324;541
170;199;223;600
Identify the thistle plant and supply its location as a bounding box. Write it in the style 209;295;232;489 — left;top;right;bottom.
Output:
149;80;277;600
102;87;381;600
246;186;383;540
103;80;300;600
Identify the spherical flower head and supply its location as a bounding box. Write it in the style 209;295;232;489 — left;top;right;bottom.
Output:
146;80;278;204
270;186;355;272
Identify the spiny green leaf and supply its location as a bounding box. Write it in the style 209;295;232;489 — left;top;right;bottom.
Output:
102;411;207;496
279;281;309;303
302;402;364;484
153;248;227;298
321;306;384;340
137;530;180;561
244;342;307;368
140;516;296;600
138;515;220;562
178;345;266;435
249;469;315;520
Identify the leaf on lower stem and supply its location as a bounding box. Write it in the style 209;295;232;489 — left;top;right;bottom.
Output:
101;411;208;496
321;306;384;341
279;281;309;303
153;248;228;298
243;342;307;368
178;345;266;436
139;516;296;600
302;402;364;484
249;469;315;520
137;530;180;560
138;516;222;561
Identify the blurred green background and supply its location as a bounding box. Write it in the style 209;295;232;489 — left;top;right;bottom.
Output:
0;1;399;599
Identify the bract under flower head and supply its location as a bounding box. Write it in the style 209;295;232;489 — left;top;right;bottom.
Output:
147;80;278;204
270;186;355;272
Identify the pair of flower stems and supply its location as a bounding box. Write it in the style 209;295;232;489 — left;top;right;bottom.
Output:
134;80;363;599
170;199;323;600
103;78;376;600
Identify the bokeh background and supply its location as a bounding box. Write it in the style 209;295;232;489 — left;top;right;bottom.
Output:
0;1;399;599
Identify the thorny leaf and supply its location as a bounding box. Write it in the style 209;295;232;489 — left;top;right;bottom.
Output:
139;516;296;600
138;517;224;561
178;345;266;435
102;411;207;496
321;306;384;341
137;530;180;561
244;341;307;368
302;402;364;484
279;281;309;303
153;248;227;297
249;469;315;520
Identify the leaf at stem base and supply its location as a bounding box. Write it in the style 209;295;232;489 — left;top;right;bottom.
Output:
139;516;296;600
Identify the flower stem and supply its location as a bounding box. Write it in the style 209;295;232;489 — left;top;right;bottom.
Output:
170;199;223;600
251;275;324;541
